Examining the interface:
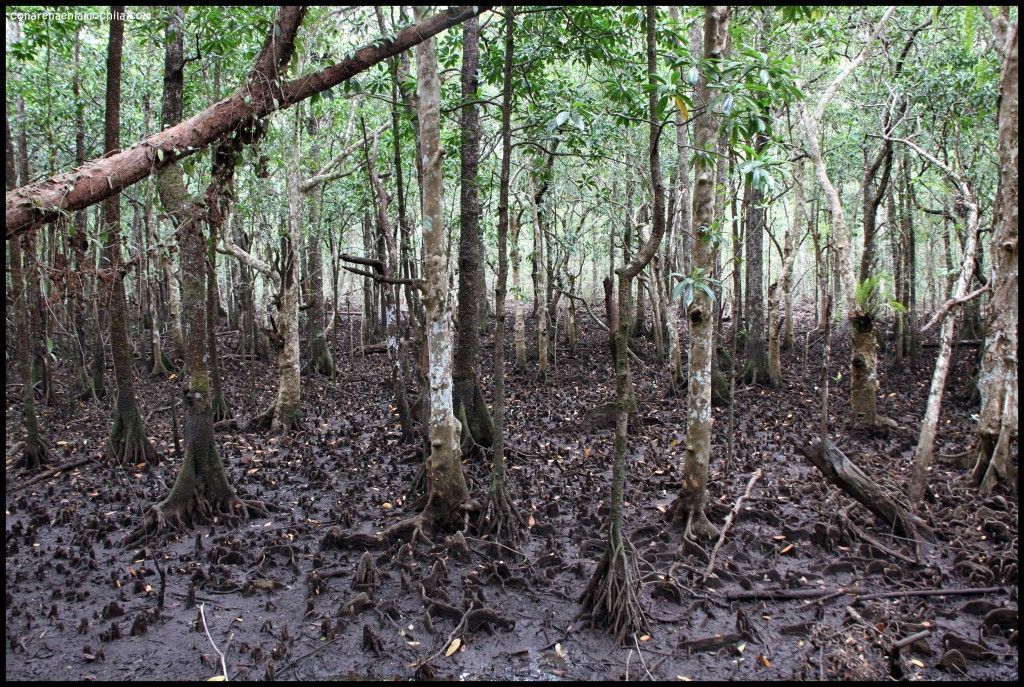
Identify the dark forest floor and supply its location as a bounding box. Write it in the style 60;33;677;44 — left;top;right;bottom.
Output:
5;313;1019;681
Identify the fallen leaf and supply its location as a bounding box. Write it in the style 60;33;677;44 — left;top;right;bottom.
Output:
554;642;563;657
528;514;536;528
780;544;795;554
756;653;771;668
910;658;925;668
381;502;393;509
639;634;651;642
206;676;226;681
445;637;461;657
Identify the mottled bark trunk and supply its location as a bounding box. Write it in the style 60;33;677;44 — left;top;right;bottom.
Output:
743;135;769;384
272;110;304;433
672;6;729;541
972;25;1018;493
416;8;471;530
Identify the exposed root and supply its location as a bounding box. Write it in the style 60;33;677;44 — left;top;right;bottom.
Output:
15;439;53;472
150;352;174;377
475;478;524;543
578;535;648;643
249;404;275;431
307;335;336;376
124;495;268;549
380;514;432;546
107;412;159;467
211;391;233;424
671;502;720;541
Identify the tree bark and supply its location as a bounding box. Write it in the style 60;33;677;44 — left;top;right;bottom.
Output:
453;16;495;447
6;110;50;470
103;6;158;467
972;22;1018;493
671;6;730;541
413;6;472;532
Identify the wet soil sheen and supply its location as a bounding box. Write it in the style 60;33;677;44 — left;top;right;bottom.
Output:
5;315;1018;681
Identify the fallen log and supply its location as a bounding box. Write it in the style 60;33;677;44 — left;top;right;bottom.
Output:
15;456;96;489
853;586;1006;603
726;586;864;602
797;439;931;562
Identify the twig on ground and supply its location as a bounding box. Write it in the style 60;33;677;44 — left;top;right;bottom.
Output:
704;468;762;581
198;603;229;680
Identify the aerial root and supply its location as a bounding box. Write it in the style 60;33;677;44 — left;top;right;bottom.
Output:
475;479;524;544
578;537;649;644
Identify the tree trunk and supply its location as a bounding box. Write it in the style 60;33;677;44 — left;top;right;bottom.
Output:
103;7;158;467
672;6;729;541
972;23;1018;493
476;7;522;542
511;213;527;368
412;7;472;533
453;16;494;448
743;136;769;384
6;111;51;470
270;109;304;433
768;158;805;387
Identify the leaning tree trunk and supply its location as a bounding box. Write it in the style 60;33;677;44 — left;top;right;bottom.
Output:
909;165;980;503
972;23;1018;493
452;16;495;448
671;5;730;542
102;7;158;467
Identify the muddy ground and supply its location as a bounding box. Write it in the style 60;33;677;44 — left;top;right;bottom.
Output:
5;314;1019;681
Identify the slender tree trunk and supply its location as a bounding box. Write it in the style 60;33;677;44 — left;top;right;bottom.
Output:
6;111;51;469
582;7;672;642
453;16;495;448
476;7;522;541
743;137;769;384
910;174;980;502
671;6;729;541
411;6;472;533
511;213;527;368
103;6;158;467
768;158;805;386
